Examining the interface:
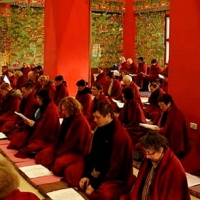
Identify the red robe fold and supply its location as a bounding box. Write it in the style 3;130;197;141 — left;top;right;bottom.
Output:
104;79;122;100
54;83;69;106
128;148;190;200
95;72;107;93
145;63;163;82
0;90;21;132
35;113;92;175
158;104;190;158
16;75;28;89
119;99;146;146
14;101;60;157
3;190;39;200
66;118;136;200
7;91;37;143
127;62;138;75
135;61;147;88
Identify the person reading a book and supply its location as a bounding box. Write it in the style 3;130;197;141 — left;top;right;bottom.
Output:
35;97;92;180
79;101;136;200
121;130;190;200
14;88;60;158
152;93;190;159
0;82;22;133
118;87;146;147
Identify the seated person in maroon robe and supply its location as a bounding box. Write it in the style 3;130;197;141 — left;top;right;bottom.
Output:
143;82;165;123
0;83;21;132
153;94;190;159
122;75;143;109
14;88;60;158
104;71;122;100
13;70;28;90
119;87;146;147
54;75;69;106
35;75;56;101
0;157;39;200
135;57;147;89
78;101;136;200
7;82;37;147
75;79;92;119
121;130;190;200
94;67;107;93
20;63;31;77
126;58;138;75
160;63;169;93
88;83;110;130
35;97;92;177
119;56;128;72
142;59;163;83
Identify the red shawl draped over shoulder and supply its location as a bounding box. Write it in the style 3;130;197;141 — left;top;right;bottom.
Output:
130;148;190;200
158;104;190;158
54;83;69;106
119;99;146;146
14;101;60;157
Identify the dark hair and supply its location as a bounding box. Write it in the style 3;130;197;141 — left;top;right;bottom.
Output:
141;130;168;151
98;67;103;70
36;65;42;70
76;79;87;87
158;93;174;105
36;88;51;105
150;82;160;88
21;82;34;90
92;83;103;93
122;87;135;101
151;59;157;64
92;101;114;118
55;75;64;81
138;57;144;61
106;71;114;79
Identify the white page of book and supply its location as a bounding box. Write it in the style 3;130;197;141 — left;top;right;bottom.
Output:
186;173;200;187
139;123;158;130
47;188;84;200
19;164;53;179
112;99;124;108
0;132;7;139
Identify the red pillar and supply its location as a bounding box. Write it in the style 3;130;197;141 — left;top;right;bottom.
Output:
123;0;135;59
44;0;90;96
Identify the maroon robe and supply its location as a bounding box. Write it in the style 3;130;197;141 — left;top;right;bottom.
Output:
119;62;128;72
128;82;143;109
65;118;136;200
0;90;21;132
161;66;169;93
16;75;28;89
14;101;60;158
21;66;31;77
35;113;92;176
135;61;147;88
3;190;39;200
145;63;163;82
95;72;107;93
104;79;122;100
123;148;190;200
75;87;92;119
8;75;17;89
7;91;37;145
127;62;138;75
143;88;165;123
119;99;146;146
54;83;69;106
158;104;190;158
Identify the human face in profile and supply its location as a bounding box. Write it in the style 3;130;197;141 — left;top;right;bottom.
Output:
143;147;164;162
159;102;171;112
61;104;70;117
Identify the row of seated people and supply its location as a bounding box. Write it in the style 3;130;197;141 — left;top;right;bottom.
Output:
0;74;198;198
93;57;169;93
0;86;191;200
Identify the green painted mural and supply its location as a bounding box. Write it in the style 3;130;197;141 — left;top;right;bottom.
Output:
91;12;123;68
10;6;44;66
135;11;166;66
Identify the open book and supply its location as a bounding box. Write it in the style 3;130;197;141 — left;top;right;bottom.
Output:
14;111;29;121
0;132;7;139
112;99;124;108
139;123;158;130
186;173;200;187
47;188;84;200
